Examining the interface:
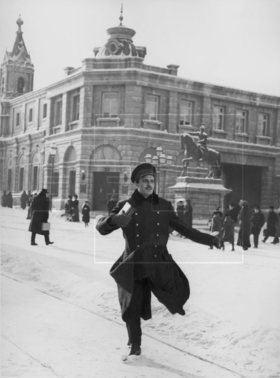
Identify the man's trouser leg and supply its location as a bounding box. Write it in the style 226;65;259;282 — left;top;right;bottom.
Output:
125;280;144;348
31;232;36;244
254;233;259;248
44;233;50;245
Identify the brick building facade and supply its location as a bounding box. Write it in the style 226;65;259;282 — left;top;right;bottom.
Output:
1;16;280;214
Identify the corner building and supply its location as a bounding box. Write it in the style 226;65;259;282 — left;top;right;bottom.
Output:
1;16;280;212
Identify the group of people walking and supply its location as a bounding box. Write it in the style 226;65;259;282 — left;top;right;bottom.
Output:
1;190;13;208
208;201;279;251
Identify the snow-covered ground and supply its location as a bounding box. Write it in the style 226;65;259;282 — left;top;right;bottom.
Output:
1;207;280;378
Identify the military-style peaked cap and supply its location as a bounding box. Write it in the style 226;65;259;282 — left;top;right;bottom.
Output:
131;163;156;183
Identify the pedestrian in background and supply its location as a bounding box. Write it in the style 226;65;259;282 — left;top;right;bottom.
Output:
222;210;235;251
107;191;118;214
71;194;80;222
237;200;251;251
29;189;53;246
82;200;91;227
250;205;265;248
184;199;193;228
209;208;224;250
6;192;13;208
263;206;279;244
1;190;7;207
20;190;28;209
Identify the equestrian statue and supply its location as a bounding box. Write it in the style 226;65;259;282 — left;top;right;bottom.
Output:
180;125;221;178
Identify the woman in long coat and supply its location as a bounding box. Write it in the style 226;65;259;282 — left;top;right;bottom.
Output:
222;211;235;251
237;200;251;250
71;194;80;222
96;163;218;358
29;189;53;245
81;201;90;227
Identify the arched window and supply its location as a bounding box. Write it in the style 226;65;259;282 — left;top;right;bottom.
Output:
17;77;25;93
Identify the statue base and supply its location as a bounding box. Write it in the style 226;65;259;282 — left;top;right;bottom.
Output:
169;166;231;220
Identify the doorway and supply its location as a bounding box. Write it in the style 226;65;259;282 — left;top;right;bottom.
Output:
92;171;119;211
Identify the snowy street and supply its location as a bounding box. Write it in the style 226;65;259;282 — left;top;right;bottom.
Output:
1;208;280;378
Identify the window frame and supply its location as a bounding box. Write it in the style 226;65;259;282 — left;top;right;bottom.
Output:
213;105;225;130
179;99;193;125
257;112;270;136
28;108;33;123
144;94;159;121
102;92;120;118
235;109;248;134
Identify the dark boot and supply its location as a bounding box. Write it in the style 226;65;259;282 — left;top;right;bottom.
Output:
31;233;37;245
129;344;141;356
44;234;54;245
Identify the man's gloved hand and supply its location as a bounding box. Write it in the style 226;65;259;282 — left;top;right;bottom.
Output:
111;214;131;228
212;236;222;249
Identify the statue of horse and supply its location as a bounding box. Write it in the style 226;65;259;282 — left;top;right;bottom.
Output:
180;133;221;178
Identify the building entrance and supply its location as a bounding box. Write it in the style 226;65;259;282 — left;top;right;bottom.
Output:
223;164;262;208
92;171;119;211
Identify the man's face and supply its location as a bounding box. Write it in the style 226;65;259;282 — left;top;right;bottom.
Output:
137;175;155;198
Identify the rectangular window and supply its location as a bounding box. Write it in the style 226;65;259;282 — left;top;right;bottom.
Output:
28;108;33;122
213;106;225;130
236;109;247;134
54;97;62;126
19;167;24;191
144;95;159;120
43;103;47;118
16;113;20;126
257;113;269;136
179;100;193;125
33;166;38;190
8;169;12;191
102;92;119;117
71;94;80;121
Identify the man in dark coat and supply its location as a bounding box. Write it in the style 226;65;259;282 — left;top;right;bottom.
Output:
29;189;53;245
250;205;265;248
96;163;219;359
20;190;29;209
185;199;193;228
237;200;251;250
263;206;279;243
81;200;91;227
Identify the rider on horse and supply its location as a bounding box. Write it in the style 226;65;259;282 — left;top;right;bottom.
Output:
189;125;208;160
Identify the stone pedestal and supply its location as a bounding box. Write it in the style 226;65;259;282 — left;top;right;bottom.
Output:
169;166;231;219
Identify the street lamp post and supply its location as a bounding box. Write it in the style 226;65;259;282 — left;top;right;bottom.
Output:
144;147;172;196
49;145;57;198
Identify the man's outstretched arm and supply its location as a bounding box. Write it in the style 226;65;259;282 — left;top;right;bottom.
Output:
168;202;219;247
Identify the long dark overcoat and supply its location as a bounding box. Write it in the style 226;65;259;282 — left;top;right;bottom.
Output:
28;195;49;235
237;204;251;249
96;190;214;321
82;204;90;223
250;211;265;235
264;211;279;237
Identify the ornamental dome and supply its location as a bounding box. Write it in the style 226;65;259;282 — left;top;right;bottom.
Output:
94;8;146;59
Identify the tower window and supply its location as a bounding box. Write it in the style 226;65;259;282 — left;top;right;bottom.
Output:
144;95;159;120
17;77;25;93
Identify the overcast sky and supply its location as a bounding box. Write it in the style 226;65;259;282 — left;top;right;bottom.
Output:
0;0;280;96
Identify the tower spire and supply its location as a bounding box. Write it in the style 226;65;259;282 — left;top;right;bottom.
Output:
119;4;123;26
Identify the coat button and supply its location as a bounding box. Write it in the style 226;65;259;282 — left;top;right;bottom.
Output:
136;234;140;237
136;223;139;226
154;254;158;258
137;244;140;248
157;211;160;214
135;212;138;216
157;222;160;226
156;234;159;237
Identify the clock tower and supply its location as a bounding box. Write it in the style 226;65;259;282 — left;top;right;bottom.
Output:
0;16;34;99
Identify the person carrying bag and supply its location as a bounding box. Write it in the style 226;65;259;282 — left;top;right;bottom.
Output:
29;189;54;246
